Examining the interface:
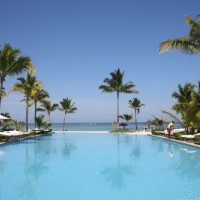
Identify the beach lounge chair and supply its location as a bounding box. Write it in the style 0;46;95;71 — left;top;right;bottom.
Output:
154;128;185;135
154;130;167;134
180;133;200;140
0;130;29;141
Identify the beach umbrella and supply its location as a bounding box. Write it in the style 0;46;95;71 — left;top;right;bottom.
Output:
119;122;128;130
0;115;9;120
144;119;153;129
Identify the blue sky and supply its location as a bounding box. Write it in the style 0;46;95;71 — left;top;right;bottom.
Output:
0;0;200;123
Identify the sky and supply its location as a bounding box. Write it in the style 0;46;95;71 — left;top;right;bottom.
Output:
0;0;200;123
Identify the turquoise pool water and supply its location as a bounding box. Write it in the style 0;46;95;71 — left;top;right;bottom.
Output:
0;133;200;200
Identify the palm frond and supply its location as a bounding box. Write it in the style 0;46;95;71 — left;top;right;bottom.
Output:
159;38;200;54
159;14;200;54
161;110;184;126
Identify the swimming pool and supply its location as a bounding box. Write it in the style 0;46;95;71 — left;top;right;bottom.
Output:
0;133;200;200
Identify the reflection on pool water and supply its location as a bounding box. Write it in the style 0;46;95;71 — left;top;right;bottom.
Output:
0;133;200;200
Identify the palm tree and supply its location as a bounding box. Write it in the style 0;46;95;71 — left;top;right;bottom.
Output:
161;110;183;123
35;114;45;130
59;98;77;131
159;15;200;54
11;120;25;131
119;114;133;130
37;100;59;122
191;82;200;127
31;89;49;128
119;114;133;123
99;68;138;128
162;82;200;131
129;98;145;130
0;43;34;107
171;83;195;132
151;115;166;129
11;73;40;131
0;112;11;130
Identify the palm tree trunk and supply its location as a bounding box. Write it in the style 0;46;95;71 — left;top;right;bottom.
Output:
117;92;119;129
34;101;37;128
135;109;137;130
0;76;4;108
48;112;52;128
26;97;29;132
48;112;51;122
186;107;190;133
63;114;66;131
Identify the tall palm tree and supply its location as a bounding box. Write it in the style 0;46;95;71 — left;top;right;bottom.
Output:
129;98;145;130
11;73;40;131
99;68;138;127
159;15;200;54
59;98;77;131
172;83;195;132
162;82;200;131
30;89;49;128
37;100;59;122
0;43;34;107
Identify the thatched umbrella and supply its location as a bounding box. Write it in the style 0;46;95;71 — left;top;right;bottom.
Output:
144;119;154;129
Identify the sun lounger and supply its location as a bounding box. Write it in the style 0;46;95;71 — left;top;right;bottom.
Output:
154;130;168;134
154;128;185;135
0;130;29;141
180;133;200;140
171;128;185;133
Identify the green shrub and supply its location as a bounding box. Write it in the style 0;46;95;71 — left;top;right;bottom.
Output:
194;135;200;144
173;132;183;140
151;129;164;135
30;131;41;135
197;128;200;133
111;129;131;133
0;135;7;142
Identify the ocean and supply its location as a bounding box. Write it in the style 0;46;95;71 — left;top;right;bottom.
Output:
28;122;181;131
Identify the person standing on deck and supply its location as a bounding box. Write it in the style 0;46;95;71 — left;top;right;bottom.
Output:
167;121;174;138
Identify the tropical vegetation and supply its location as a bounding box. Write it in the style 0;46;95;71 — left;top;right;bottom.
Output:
35;114;46;130
11;73;41;131
129;98;145;130
0;43;34;107
1;36;200;139
119;114;133;129
0;43;80;133
59;98;77;131
30;88;49;128
37;100;59;126
99;68;138;128
159;15;200;54
151;115;166;129
162;81;200;133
